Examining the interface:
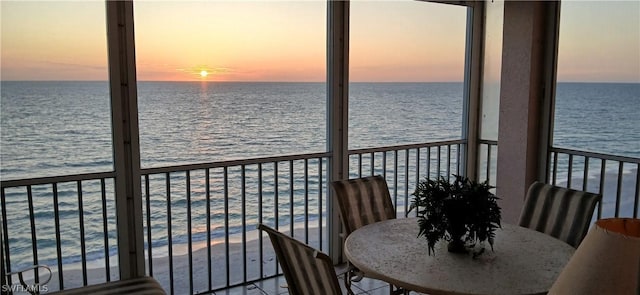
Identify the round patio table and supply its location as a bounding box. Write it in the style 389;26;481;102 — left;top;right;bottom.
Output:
343;218;575;295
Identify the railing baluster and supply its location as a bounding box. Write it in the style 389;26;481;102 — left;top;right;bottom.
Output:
289;161;294;237
241;165;247;283
304;159;309;244
52;183;63;289
446;144;452;181
144;175;152;277
635;163;640;218
615;162;623;217
186;170;193;295
165;172;174;295
552;152;559;186
394;151;399;208
318;158;323;252
223;167;230;286
598;160;606;219
358;153;363;177
273;163;279;274
456;143;461;176
582;157;590;192
486;144;491;183
101;179;111;281
77;180;88;286
27;186;39;285
1;188;13;287
257;163;264;278
382;151;387;179
437;145;442;179
416;148;421;192
205;168;212;291
567;154;574;188
370;152;375;176
274;163;279;231
427;147;431;180
404;150;410;215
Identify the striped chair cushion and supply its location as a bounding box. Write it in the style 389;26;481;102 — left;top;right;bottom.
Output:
331;175;396;235
48;276;165;295
258;224;342;295
518;181;602;248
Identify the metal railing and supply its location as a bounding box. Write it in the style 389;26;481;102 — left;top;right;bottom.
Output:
1;172;119;292
478;140;498;187
0;140;464;294
473;141;639;220
4;140;636;294
348;140;466;216
139;152;330;294
140;139;466;294
548;147;640;219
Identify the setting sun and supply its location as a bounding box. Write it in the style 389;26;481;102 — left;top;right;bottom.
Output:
200;70;208;78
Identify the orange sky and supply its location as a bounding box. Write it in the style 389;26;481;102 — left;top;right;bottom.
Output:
1;1;638;83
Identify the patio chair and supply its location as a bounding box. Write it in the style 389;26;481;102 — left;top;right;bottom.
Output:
331;175;396;235
257;224;343;295
518;181;602;248
331;175;406;295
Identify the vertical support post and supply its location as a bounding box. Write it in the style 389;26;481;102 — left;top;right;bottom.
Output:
496;1;560;223
106;0;145;279
1;226;5;291
327;0;350;263
462;3;485;181
537;4;560;184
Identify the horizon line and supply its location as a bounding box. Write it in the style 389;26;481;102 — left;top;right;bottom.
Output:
2;80;639;84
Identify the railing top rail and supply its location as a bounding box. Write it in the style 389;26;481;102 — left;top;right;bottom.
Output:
1;171;116;189
479;139;497;145
550;146;640;164
348;139;466;155
141;151;332;175
1;141;468;187
4;143;636;189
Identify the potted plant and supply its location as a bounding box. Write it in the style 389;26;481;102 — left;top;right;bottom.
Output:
407;175;501;256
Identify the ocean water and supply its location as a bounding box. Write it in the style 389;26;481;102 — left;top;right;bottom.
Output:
553;82;640;159
1;81;467;179
1;81;638;272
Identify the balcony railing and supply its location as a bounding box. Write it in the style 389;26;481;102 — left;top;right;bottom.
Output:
2;140;638;294
139;152;331;294
548;147;640;219
1;172;119;292
476;141;639;220
347;139;466;216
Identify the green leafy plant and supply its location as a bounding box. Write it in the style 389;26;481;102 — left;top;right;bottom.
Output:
407;175;501;256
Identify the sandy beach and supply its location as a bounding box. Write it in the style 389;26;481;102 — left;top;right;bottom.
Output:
12;225;325;294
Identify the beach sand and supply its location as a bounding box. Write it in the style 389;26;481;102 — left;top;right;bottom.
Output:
13;225;325;294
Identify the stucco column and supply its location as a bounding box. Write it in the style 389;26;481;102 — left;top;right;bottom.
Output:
496;1;559;223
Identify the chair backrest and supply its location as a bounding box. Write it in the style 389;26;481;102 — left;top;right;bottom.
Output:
518;181;602;248
331;175;396;236
257;224;342;295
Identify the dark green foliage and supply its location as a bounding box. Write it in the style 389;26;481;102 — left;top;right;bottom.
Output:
408;175;501;255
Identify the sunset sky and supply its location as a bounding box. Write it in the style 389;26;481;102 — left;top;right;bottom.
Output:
1;0;638;82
